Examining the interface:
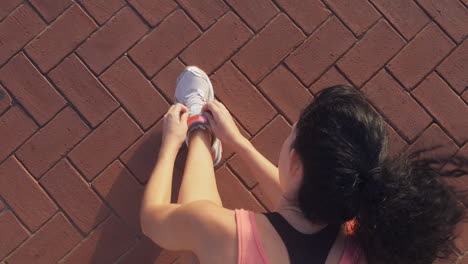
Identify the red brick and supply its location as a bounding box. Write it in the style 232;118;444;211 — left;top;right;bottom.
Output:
117;238;164;264
178;0;229;29
130;10;201;77
69;108;143;180
210;62;276;135
181;12;252;74
16;108;90;178
93;160;144;233
0;106;37;162
0;84;12;115
0;0;22;20
120;120;163;183
151;58;186;102
69;109;142;180
417;0;468;43
217;118;251;167
258;65;312;123
77;7;148;74
100;57;169;130
29;0;72;22
0;53;66;125
225;0;278;32
77;0;125;25
275;0;331;34
412;73;468;145
286;17;356;86
0;157;57;232
49;54;119;127
7;213;81;264
324;0;380;36
462;90;468;104
61;214;135;264
128;0;176;26
25;5;97;72
385;122;407;157
437;40;468;94
229;115;291;187
309;66;351;95
337;19;405;86
233;14;304;84
216;166;266;211
405;124;458;170
0;211;29;259
361;70;432;141
0;4;45;65
387;23;455;89
40;160;110;234
370;0;429;40
251;184;276;211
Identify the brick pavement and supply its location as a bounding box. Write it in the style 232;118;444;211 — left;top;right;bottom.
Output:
0;0;467;263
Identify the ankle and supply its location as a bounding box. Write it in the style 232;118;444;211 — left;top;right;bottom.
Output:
188;129;212;146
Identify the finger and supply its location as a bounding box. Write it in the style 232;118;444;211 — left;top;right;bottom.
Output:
204;112;216;126
181;111;189;123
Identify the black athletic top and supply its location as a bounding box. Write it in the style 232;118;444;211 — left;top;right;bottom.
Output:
262;212;341;264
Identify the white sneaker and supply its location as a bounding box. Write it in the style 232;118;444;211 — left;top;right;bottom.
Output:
175;66;222;166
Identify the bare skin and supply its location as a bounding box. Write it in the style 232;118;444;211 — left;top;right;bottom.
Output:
140;102;346;264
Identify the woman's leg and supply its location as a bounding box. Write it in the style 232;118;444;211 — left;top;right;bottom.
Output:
177;129;222;206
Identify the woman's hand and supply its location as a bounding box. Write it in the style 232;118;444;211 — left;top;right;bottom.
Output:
202;100;246;149
162;104;189;149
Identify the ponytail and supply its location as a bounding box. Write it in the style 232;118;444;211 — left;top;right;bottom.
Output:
354;147;467;263
292;85;466;263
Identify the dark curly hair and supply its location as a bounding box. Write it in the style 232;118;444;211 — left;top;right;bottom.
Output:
292;85;467;264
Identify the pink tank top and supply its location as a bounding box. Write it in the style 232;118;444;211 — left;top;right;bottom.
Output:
235;209;367;264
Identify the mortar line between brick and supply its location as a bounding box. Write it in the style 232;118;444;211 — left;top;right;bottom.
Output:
0;1;79;70
320;0;363;40
223;165;267;211
384;68;465;147
124;0;154;29
93;65;152;133
217;0;260;34
21;51;96;130
0;0;27;24
355;21;432;91
114;237;142;264
73;0;105;27
116;157;146;186
176;1;207;32
1;211;69;262
365;0;411;42
412;0;459;45
0;78;42;131
269;0;316;37
24;0;49;24
88;176;142;238
434;68;466;96
46;4;129;77
11;155;69;232
56;212;114;263
0;196;33;236
0;103;47;167
102;8;182;80
29;2;101;75
0;211;28;262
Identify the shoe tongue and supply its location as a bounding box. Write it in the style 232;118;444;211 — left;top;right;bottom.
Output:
185;90;205;116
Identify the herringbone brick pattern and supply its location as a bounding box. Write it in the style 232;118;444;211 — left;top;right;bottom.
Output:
0;0;467;263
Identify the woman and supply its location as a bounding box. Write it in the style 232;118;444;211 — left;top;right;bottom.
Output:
140;66;467;264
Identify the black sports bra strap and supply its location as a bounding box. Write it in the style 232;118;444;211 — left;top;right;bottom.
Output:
263;212;341;264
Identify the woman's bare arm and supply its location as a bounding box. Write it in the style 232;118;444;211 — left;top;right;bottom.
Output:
233;137;282;210
202;100;283;211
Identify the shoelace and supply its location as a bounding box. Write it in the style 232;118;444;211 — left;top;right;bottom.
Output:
184;90;205;114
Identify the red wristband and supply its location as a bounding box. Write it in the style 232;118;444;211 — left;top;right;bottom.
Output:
187;114;208;128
